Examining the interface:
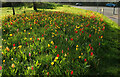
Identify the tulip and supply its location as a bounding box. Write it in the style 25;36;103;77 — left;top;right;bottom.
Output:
70;38;73;41
6;47;10;51
51;62;54;66
29;52;31;56
84;59;87;62
71;71;73;75
79;56;81;59
30;38;32;40
13;44;15;47
31;66;33;70
62;50;63;53
9;34;13;36
91;52;93;56
11;64;15;68
66;38;67;41
3;60;5;63
55;46;57;49
0;66;2;70
57;54;59;57
76;45;78;47
89;34;91;38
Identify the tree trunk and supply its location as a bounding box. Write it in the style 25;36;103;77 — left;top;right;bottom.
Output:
33;2;37;11
11;3;15;15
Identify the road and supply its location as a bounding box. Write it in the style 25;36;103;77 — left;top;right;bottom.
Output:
72;6;119;24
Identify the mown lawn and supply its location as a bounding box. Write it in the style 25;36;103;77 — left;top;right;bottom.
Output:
1;4;120;76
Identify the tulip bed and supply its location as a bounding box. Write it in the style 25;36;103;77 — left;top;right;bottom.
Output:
2;11;106;75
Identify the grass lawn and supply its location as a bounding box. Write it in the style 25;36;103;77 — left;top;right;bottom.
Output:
1;4;120;75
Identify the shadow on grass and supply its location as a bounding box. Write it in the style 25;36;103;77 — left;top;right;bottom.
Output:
88;23;120;75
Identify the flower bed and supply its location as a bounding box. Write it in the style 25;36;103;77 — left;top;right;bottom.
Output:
2;11;106;75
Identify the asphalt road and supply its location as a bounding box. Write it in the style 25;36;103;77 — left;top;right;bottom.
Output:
72;6;119;24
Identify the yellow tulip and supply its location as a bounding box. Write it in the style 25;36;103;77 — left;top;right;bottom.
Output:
13;47;16;50
52;35;54;37
18;45;22;49
55;57;58;60
3;60;5;63
48;44;50;47
51;41;54;45
76;45;78;48
11;58;13;61
81;53;83;55
76;48;78;51
10;34;13;36
24;30;26;32
79;56;81;59
30;27;32;29
42;37;44;40
54;59;56;62
55;30;57;32
51;62;54;66
30;38;32;40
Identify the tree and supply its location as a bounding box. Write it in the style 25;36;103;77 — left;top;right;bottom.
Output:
33;2;37;11
11;2;15;15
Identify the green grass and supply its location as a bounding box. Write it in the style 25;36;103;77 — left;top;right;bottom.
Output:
1;4;120;75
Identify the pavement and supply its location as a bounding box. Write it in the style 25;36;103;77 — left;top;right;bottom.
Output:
72;6;119;24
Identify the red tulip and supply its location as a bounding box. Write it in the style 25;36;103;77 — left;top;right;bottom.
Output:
67;48;69;50
89;44;91;46
84;59;87;62
57;54;59;57
0;66;2;70
91;52;93;56
26;42;27;45
99;43;100;46
75;31;78;33
42;35;44;37
82;31;84;33
35;22;37;24
101;28;104;31
62;50;63;53
92;47;93;50
100;19;103;22
70;38;73;41
71;71;73;75
13;44;15;47
5;23;7;25
89;34;91;38
80;33;81;35
31;66;33;70
55;46;57;49
79;29;82;31
37;38;40;41
90;47;92;49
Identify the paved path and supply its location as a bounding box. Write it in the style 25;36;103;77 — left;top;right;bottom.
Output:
72;6;119;24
